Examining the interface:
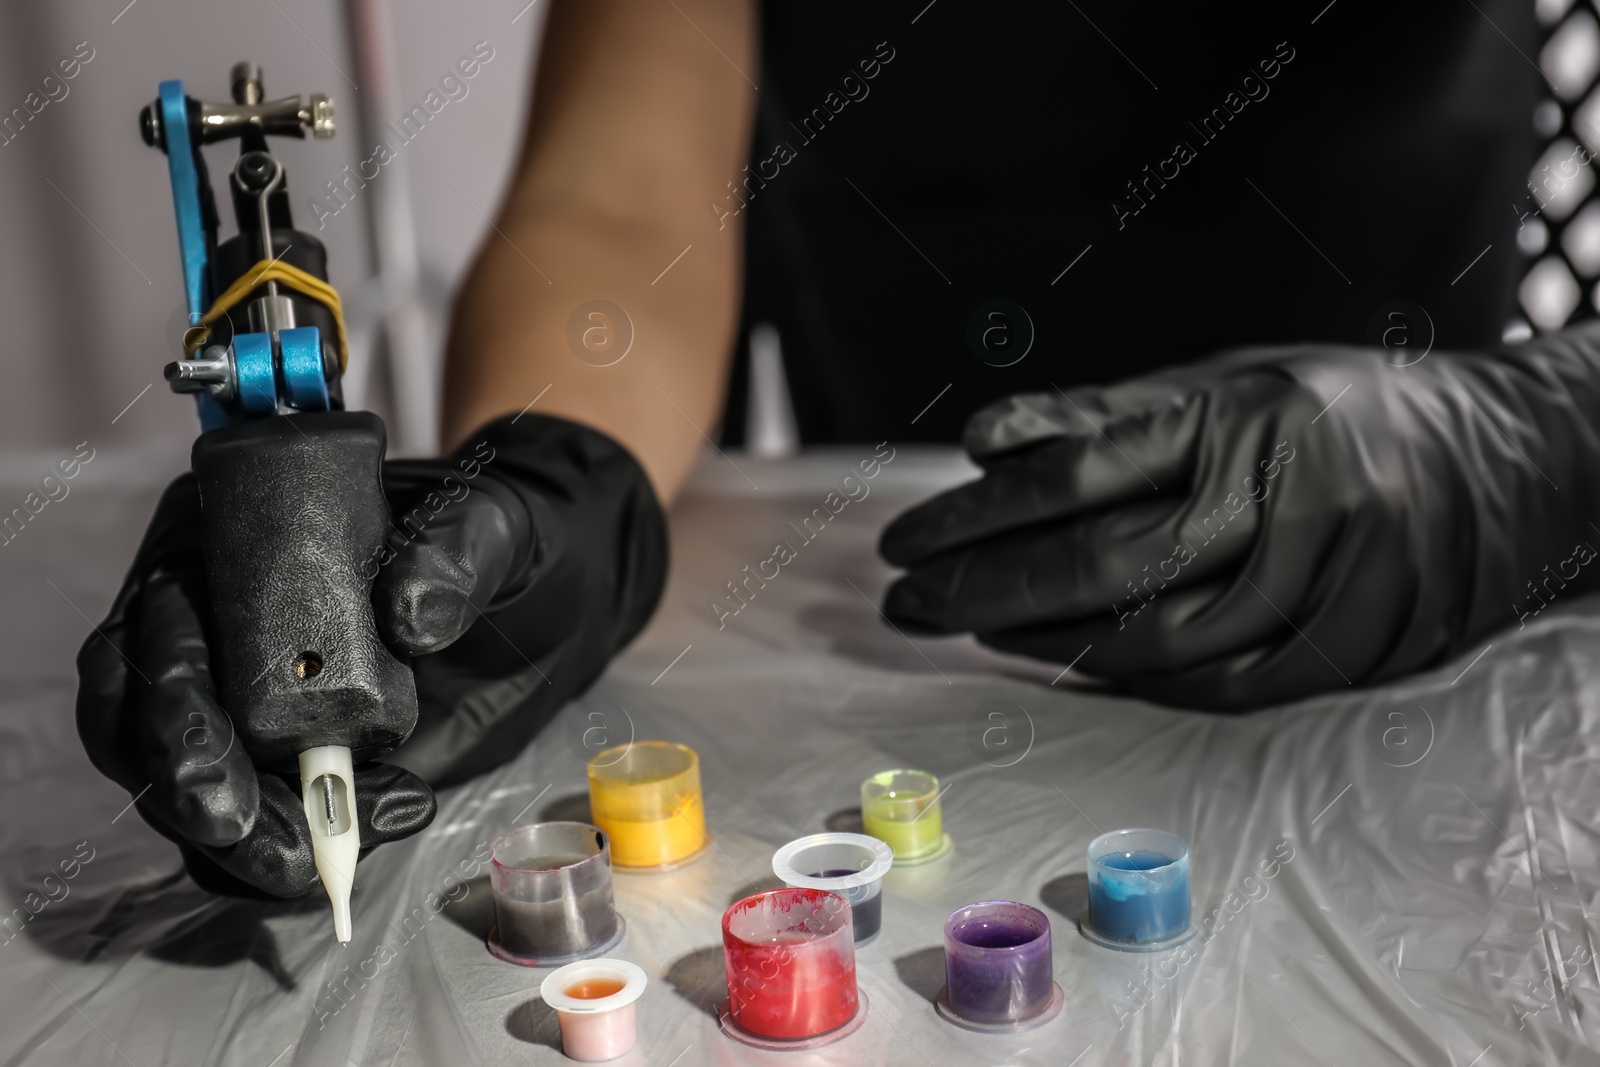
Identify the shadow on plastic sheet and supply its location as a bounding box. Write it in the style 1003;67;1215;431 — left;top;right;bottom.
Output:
664;944;727;1020
505;995;561;1052
539;790;594;824
24;869;301;989
1039;872;1089;925
824;806;865;834
797;597;1109;694
441;875;494;942
798;600;957;678
893;945;945;1004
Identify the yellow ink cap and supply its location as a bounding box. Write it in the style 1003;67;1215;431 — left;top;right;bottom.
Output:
861;769;951;865
586;741;709;869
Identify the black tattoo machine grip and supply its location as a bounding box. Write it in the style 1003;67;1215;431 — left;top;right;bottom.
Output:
191;410;418;772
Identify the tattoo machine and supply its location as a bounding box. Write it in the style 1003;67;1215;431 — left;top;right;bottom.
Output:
140;62;418;941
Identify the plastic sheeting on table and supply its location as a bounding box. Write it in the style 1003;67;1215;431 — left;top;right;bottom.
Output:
1;446;1598;1066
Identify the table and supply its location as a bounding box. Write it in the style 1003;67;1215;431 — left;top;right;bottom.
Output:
1;446;1596;1066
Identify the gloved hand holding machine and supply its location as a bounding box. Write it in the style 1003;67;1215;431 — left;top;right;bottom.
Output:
75;61;666;941
131;63;401;942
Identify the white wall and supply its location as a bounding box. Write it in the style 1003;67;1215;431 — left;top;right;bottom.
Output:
0;0;544;457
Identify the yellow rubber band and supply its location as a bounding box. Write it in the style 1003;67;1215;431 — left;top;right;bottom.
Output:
184;259;349;372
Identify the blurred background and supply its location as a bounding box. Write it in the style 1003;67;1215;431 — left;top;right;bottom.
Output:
0;0;547;461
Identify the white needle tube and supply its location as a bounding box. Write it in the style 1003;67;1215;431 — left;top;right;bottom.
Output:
299;745;360;943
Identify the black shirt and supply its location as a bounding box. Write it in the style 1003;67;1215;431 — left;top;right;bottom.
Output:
724;0;1542;444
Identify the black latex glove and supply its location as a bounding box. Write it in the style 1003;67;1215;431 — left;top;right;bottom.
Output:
880;323;1600;709
77;413;667;897
376;414;668;788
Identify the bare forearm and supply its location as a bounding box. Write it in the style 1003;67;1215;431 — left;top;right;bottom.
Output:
442;0;755;504
443;208;742;503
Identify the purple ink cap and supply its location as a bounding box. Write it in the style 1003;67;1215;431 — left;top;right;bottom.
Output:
935;900;1064;1032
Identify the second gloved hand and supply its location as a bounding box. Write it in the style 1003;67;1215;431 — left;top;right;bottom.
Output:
879;324;1600;709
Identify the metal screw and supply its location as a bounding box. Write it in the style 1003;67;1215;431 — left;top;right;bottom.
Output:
230;61;264;106
308;94;334;139
164;344;237;402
